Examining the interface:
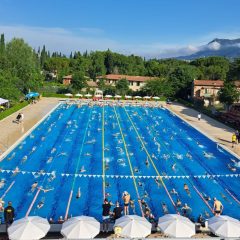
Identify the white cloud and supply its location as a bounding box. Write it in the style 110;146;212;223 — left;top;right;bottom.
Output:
208;41;221;50
0;25;239;58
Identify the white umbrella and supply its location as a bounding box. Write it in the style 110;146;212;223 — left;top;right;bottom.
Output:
152;96;160;100
105;95;113;98
125;95;132;99
134;96;142;99
114;215;151;238
114;95;121;98
158;214;195;238
84;93;92;98
8;216;50;240
75;93;83;97
65;93;73;97
208;215;240;238
61;216;100;239
143;96;151;99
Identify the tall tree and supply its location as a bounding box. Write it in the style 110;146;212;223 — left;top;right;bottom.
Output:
0;33;5;55
71;71;87;91
115;78;129;95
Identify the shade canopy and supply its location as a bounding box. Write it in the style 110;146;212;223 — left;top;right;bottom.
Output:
114;215;151;238
114;95;121;98
65;93;73;97
75;93;83;97
125;95;132;99
61;216;100;239
158;214;195;238
0;98;9;105
208;215;240;238
134;96;142;99
105;95;113;98
143;96;151;99
8;216;50;240
25;92;39;99
84;94;92;97
152;96;160;100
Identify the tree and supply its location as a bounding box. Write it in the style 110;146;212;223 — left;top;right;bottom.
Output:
71;71;87;91
218;81;240;109
115;78;129;95
142;78;174;97
0;33;5;55
5;38;43;94
228;58;240;81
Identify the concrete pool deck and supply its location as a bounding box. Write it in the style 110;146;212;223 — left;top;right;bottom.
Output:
168;102;240;157
0;98;239;158
0;97;59;155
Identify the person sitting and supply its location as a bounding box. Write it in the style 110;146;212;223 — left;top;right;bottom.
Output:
112;201;123;220
49;217;54;224
197;214;205;227
162;202;169;214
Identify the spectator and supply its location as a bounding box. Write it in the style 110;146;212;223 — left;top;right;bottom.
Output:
0;198;4;224
113;201;122;220
232;133;237;148
197;214;205;227
197;113;201;121
102;198;111;233
58;216;64;223
4;201;14;227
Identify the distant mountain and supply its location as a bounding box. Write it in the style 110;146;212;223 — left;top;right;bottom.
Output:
177;38;240;60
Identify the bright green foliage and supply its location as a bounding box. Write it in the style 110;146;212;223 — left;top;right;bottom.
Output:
115;78;129;95
218;81;240;107
71;71;87;91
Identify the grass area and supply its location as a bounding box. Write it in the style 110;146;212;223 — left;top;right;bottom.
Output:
0;101;29;121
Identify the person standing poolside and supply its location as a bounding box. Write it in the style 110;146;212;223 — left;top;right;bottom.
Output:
197;113;201;121
122;191;130;215
232;133;237;148
4;201;14;228
102;199;111;232
213;197;223;216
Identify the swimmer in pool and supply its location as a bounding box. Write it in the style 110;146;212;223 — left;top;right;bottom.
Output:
48;171;56;182
31;182;38;192
38;187;54;193
184;184;190;196
80;166;86;173
12;166;20;177
176;198;182;207
76;187;81;199
186;152;193;160
134;167;139;173
171;163;177;172
51;148;57;154
227;163;237;172
0;179;6;189
7;152;16;161
162;202;169;214
145;158;149;167
170;188;178;195
37;198;45;209
21;155;28;164
84;152;92;156
105;182;110;188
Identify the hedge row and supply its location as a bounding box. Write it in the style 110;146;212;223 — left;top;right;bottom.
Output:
0;101;29;121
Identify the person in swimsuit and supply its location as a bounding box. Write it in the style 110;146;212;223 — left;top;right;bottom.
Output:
122;191;130;215
181;203;192;217
213;197;223;216
184;183;190;195
162;202;169;214
31;182;38;192
176;198;182;207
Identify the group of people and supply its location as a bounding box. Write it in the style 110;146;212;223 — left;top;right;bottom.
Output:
0;200;15;227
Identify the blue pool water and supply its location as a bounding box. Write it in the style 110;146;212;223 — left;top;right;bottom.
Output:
0;103;239;222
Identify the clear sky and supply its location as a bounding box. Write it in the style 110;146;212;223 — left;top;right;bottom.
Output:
0;0;239;58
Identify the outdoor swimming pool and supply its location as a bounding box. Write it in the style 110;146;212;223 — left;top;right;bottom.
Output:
0;103;239;222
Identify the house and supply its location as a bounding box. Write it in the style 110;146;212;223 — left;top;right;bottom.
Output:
192;80;240;105
96;74;155;91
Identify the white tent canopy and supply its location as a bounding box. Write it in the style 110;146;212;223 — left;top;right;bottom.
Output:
152;96;160;100
208;215;240;238
114;215;151;238
105;94;113;98
75;93;83;97
125;95;132;99
65;93;73;97
143;96;151;99
61;216;100;239
114;95;121;98
158;214;195;238
84;93;92;97
8;216;50;240
134;96;142;99
0;98;9;105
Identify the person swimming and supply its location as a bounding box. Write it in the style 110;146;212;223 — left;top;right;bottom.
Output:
170;188;178;195
184;184;190;196
30;146;37;153
38;187;54;193
176;198;182;207
47;157;53;164
227;163;237;172
0;179;6;189
171;163;177;171
48;171;56;182
21;155;28;164
80;166;86;173
155;178;161;188
134;167;139;173
31;182;38;192
145;158;149;167
51;148;57;154
162;202;169;214
37;198;45;209
84;152;92;156
76;187;81;199
12;166;20;176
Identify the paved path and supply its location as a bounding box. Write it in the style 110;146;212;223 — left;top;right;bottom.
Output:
0;97;59;156
168;102;240;157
